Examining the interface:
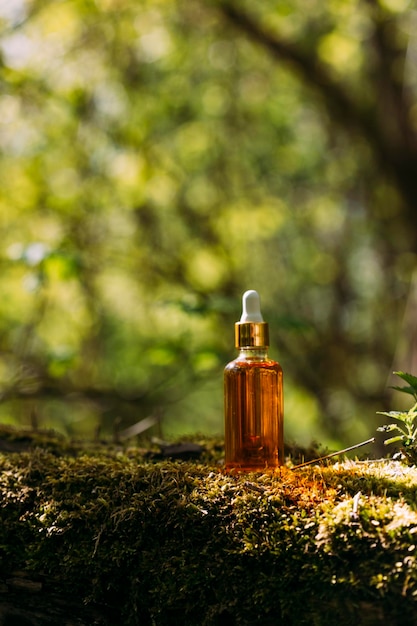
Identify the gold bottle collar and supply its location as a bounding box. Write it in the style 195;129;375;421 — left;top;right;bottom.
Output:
235;322;269;348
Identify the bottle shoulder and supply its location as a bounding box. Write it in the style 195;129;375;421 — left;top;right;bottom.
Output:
224;357;282;372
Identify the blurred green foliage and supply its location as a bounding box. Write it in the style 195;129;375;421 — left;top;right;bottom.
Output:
0;0;416;447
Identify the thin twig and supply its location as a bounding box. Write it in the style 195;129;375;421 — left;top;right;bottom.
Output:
291;437;375;470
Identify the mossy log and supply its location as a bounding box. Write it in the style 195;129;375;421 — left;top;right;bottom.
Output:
0;428;416;625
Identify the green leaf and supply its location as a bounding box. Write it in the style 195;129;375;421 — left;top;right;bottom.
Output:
377;424;398;433
376;411;409;420
383;435;405;446
391;386;417;397
393;372;417;393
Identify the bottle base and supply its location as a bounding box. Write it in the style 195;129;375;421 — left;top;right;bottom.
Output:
224;463;281;473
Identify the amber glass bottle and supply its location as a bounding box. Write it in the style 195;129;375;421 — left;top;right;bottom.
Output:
224;291;284;471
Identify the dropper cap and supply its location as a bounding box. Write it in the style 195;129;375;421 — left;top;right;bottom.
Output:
235;290;269;348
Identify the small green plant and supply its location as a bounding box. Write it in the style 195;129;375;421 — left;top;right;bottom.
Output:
377;371;417;466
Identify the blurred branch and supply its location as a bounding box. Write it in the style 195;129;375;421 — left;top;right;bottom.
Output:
0;380;148;406
214;0;417;231
215;2;380;142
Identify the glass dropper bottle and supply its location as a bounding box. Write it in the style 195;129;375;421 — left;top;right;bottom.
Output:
224;290;284;471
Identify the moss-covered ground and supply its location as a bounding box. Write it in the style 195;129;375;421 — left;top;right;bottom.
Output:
0;427;417;625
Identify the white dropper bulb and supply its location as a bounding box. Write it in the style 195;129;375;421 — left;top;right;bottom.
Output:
240;290;264;323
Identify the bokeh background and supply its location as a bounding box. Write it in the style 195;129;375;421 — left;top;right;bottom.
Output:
1;0;417;449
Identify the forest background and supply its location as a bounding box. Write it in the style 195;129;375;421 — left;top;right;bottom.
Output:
1;0;417;450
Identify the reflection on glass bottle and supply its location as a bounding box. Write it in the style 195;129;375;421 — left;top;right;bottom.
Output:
224;290;284;471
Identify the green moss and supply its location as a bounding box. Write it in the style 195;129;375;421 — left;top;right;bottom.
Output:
0;437;417;625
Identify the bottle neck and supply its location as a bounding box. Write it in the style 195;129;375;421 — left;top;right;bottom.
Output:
237;346;269;360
